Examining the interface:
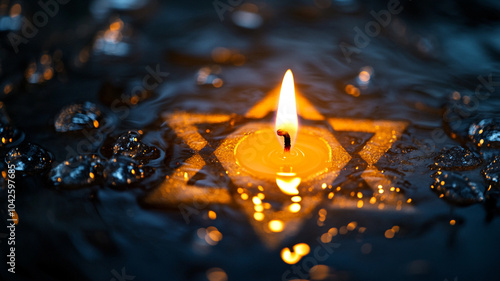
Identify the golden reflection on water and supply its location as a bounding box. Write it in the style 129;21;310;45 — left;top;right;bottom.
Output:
144;88;413;249
281;243;310;264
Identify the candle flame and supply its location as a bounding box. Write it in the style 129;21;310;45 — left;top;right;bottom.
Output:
276;69;298;150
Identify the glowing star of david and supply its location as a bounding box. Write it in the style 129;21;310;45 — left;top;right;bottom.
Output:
143;88;410;248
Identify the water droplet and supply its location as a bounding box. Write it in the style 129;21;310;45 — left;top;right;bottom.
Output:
91;17;141;60
231;3;263;29
468;119;500;148
433;146;482;170
0;2;22;33
104;156;154;187
356;66;374;88
24;51;64;84
112;131;160;162
338;67;379;97
430;171;484;206
0;125;24;148
5;143;53;174
196;66;224;88
54;102;104;133
0;74;22;98
49;154;105;188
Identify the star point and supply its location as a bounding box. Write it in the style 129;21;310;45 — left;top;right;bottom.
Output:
144;92;412;247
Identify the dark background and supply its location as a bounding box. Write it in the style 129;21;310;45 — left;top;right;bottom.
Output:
1;0;500;280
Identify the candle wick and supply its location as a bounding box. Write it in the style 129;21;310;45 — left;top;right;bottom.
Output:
276;129;291;152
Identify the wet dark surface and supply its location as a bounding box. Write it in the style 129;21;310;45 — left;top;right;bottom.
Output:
1;0;500;280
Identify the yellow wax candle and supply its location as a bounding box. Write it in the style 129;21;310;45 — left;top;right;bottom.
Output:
231;70;335;195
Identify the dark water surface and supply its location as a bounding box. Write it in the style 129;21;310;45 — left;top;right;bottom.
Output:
1;0;500;280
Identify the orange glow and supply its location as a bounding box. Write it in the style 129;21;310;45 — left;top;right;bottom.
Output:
204;226;223;245
208;210;217;220
321;233;332;243
252;196;262;205
358;70;371;82
347;221;357;231
288;203;301;213
4;84;12;94
206;267;227;281
276;172;301;195
281;243;310;264
212;47;231;63
328;228;338;236
254;205;264;212
339;226;348;235
212;78;223;88
345;84;360;97
254;212;264;221
268;220;284;232
310;265;330;280
357;200;364;208
109;19;123;31
294;243;310;256
40;54;50;65
10;4;21;17
275;69;298;149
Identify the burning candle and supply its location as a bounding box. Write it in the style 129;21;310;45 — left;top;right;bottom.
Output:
233;70;336;195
